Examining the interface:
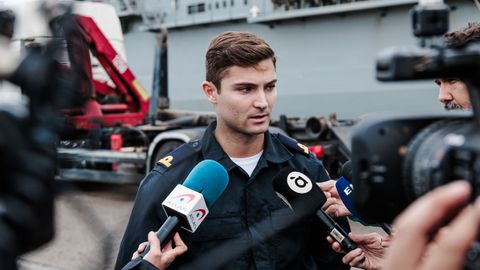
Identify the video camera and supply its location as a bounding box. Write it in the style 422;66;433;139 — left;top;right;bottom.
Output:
351;0;480;223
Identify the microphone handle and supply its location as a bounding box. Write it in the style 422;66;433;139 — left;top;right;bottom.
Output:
380;222;393;235
316;209;358;252
141;215;181;257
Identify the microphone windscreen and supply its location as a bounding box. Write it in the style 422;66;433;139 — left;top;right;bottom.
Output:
340;160;352;181
335;177;360;218
272;167;327;216
182;160;229;208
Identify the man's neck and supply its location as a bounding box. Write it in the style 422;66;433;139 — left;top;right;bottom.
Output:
214;125;265;158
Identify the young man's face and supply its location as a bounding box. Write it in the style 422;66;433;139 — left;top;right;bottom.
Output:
435;78;471;110
204;59;277;137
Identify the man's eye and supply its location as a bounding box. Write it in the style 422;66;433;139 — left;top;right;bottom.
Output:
266;84;276;91
434;79;441;86
239;87;253;93
446;78;460;83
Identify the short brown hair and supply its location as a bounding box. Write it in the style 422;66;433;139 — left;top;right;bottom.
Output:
444;22;480;47
205;31;276;91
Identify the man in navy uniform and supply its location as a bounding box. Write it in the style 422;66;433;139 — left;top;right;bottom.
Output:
115;31;348;270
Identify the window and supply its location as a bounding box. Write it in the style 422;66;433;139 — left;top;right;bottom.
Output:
223;0;227;8
216;2;219;9
244;0;248;5
231;0;234;6
187;2;206;14
198;3;205;12
188;4;196;14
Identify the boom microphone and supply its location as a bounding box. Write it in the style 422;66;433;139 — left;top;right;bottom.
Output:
141;159;229;256
336;161;392;235
272;168;358;252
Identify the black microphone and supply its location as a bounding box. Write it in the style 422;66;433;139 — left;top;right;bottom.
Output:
337;161;392;235
272;168;358;252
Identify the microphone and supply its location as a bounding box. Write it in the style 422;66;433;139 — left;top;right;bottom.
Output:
336;161;392;235
272;168;358;252
141;159;229;256
336;161;361;218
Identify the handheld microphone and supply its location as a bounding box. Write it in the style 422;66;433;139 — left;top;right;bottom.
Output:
336;161;392;235
272;168;358;253
141;159;229;256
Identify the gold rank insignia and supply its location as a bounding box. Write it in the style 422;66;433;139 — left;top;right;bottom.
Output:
158;155;174;168
297;143;309;155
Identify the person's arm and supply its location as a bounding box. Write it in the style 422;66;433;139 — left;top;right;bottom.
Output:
122;232;187;270
384;180;480;270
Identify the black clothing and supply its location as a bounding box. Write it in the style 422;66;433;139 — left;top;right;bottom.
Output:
116;122;348;270
121;258;159;270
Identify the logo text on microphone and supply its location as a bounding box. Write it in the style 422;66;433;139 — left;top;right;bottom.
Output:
162;184;209;232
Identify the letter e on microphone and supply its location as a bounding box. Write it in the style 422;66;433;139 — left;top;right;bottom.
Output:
343;185;353;196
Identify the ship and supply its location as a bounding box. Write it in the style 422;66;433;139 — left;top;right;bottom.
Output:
100;0;478;119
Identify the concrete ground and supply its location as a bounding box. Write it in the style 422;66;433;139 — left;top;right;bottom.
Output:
18;182;138;270
18;182;383;270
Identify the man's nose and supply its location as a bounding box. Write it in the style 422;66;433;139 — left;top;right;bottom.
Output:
253;91;268;110
438;85;453;103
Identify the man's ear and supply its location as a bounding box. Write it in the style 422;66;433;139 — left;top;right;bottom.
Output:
202;81;218;104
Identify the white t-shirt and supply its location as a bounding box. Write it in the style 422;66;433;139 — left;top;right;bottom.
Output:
230;150;264;177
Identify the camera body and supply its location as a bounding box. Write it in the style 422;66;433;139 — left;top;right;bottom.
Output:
351;112;479;222
351;1;480;223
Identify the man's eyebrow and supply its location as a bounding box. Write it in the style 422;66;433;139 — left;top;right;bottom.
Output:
267;79;277;85
233;82;256;86
233;79;277;87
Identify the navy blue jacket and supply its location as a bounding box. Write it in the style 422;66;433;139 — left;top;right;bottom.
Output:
116;122;349;270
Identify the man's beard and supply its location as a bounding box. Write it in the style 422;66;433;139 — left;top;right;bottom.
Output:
444;102;464;111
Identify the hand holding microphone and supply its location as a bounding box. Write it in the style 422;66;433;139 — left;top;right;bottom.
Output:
272;168;358;253
317;179;352;218
140;160;229;257
122;160;229;270
327;232;388;270
332;161;393;235
132;232;187;270
324;161;393;270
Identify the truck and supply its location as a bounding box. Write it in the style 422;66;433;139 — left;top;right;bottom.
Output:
2;0;351;184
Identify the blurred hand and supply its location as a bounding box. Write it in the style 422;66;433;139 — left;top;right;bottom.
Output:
132;232;188;270
317;180;351;217
327;232;388;270
384;181;480;270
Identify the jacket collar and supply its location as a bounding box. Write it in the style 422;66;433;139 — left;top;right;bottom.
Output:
200;122;292;171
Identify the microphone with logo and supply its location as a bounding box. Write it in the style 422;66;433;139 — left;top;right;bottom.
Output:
336;161;392;235
272;168;358;253
140;159;229;257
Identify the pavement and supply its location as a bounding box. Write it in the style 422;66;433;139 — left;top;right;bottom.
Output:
18;182;138;270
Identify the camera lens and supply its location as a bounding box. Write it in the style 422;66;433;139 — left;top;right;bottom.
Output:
402;119;473;202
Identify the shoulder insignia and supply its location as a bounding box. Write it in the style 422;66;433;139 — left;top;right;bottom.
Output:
277;133;310;156
156;140;201;172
